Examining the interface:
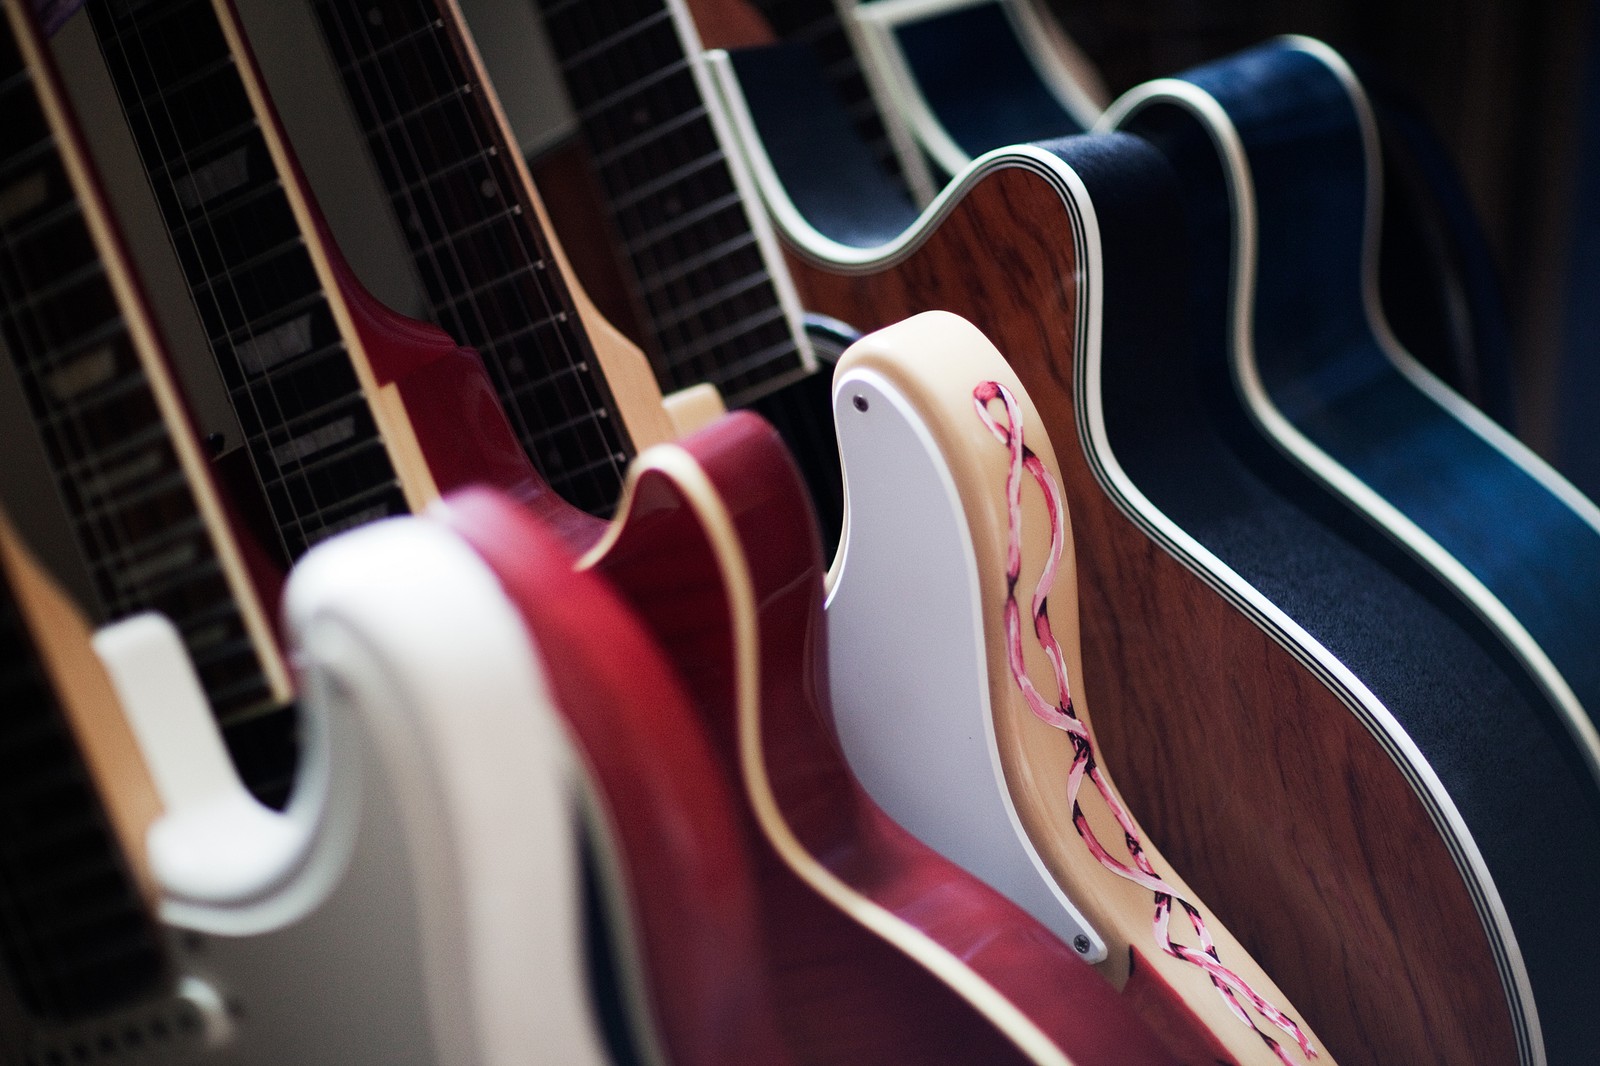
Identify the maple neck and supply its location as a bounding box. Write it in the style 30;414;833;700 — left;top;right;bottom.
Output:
309;0;636;516
535;0;813;404
88;0;411;558
0;0;289;748
0;5;165;1020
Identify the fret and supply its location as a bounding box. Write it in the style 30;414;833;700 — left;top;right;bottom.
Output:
312;0;633;512
639;231;760;292
534;0;809;397
622;190;744;255
560;8;672;72
594;103;709;167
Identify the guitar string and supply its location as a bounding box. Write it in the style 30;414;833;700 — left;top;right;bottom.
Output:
974;379;1318;1065
320;0;626;509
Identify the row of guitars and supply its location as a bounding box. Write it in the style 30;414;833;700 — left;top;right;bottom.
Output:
0;0;1596;1064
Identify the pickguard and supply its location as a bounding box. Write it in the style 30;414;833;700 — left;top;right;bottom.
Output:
826;363;1104;961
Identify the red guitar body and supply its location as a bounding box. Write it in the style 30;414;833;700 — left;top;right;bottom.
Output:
446;414;1182;1066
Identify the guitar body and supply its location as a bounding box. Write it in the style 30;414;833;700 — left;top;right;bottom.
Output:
702;62;1531;1058
828;311;1330;1063
556;412;1181;1065
1103;39;1600;1065
2;518;609;1066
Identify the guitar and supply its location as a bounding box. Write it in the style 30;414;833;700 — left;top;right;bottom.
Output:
756;1;1518;420
0;495;612;1065
844;0;1105;174
449;416;1185;1066
1103;36;1600;1064
704;54;1549;1063
826;311;1327;1064
79;2;1203;1061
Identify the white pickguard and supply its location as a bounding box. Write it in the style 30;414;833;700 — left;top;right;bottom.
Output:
827;365;1105;962
23;519;612;1066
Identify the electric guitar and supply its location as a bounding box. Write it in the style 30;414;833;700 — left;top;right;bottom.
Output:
0;4;791;1060
703;53;1556;1064
0;493;614;1065
80;2;1206;1061
1104;37;1600;1064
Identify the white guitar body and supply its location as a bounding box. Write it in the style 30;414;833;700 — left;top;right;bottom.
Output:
22;519;610;1066
826;313;1104;962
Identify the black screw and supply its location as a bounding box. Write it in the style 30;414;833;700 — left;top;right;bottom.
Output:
1072;934;1091;954
852;394;869;412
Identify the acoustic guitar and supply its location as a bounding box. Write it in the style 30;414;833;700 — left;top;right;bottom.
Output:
1104;37;1600;1064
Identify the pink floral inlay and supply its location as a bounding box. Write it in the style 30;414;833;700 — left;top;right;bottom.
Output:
973;381;1316;1064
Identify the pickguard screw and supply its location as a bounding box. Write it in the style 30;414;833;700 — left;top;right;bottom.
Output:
852;395;868;412
1073;934;1091;954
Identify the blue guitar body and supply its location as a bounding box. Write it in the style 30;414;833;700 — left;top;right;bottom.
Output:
1107;38;1600;1065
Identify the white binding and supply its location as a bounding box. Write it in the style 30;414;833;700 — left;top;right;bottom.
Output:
1103;41;1600;800
1102;55;1550;1065
851;0;1105;175
710;64;1540;1059
64;518;611;1065
826;361;1106;960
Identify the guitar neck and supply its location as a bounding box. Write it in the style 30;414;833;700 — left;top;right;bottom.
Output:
534;0;816;404
0;508;164;1022
748;0;909;190
309;0;638;517
0;0;294;798
89;0;428;557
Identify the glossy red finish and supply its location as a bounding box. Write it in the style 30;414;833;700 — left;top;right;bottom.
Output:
442;487;793;1066
590;411;1181;1066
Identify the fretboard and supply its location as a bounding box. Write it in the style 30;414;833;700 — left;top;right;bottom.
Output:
751;0;908;191
536;0;812;405
0;6;163;1021
90;0;408;559
310;0;632;516
0;2;287;759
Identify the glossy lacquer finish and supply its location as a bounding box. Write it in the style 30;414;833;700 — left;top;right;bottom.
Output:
1109;40;1600;1065
439;488;790;1066
581;412;1179;1066
781;133;1520;1064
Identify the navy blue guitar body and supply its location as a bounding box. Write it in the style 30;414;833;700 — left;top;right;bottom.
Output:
1107;39;1600;1065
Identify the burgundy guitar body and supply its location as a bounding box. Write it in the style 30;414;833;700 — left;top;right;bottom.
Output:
445;414;1184;1066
